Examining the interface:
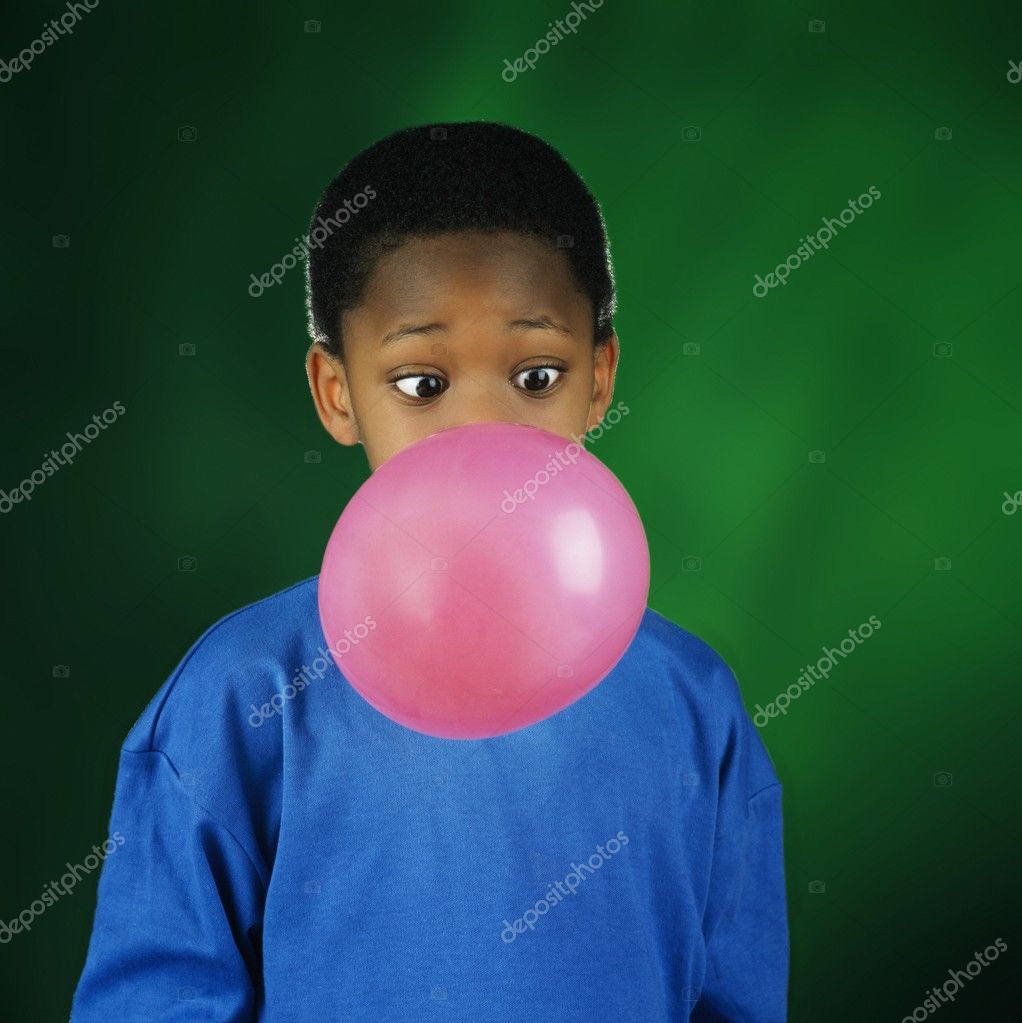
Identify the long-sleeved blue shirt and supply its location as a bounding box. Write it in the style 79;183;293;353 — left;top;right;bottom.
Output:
71;575;788;1021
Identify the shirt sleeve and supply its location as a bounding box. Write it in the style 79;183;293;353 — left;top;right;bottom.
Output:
69;746;266;1022
692;705;789;1022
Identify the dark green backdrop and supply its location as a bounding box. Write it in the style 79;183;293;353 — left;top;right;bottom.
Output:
2;1;1020;1020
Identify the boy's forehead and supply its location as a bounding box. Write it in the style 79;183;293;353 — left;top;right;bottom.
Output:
362;231;577;313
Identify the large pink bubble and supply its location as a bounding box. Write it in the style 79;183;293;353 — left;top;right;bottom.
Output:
318;422;650;739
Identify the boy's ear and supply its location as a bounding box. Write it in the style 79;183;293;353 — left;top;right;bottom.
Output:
587;333;620;431
306;343;361;447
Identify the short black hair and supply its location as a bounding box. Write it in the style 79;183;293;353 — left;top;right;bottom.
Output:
305;121;616;360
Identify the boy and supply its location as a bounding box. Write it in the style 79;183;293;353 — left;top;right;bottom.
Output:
71;122;788;1021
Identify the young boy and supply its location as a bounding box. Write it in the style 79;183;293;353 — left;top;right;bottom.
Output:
71;122;788;1021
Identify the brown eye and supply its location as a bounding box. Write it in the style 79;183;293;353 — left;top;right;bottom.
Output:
394;375;447;399
513;366;562;393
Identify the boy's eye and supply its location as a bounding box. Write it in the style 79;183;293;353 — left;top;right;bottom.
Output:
392;366;564;402
512;366;562;392
394;375;447;399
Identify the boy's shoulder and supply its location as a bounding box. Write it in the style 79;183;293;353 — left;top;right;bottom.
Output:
635;606;747;711
633;606;780;792
112;577;320;874
122;575;321;754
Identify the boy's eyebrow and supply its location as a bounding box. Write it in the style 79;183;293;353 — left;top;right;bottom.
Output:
381;323;446;347
381;316;571;347
508;316;571;335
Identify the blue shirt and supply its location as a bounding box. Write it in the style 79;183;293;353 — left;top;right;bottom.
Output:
71;576;788;1021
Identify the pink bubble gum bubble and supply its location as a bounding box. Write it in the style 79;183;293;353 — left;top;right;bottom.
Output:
318;421;650;739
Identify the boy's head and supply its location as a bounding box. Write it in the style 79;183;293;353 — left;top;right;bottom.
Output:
305;121;620;471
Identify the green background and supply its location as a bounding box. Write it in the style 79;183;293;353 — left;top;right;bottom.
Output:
2;1;1020;1019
